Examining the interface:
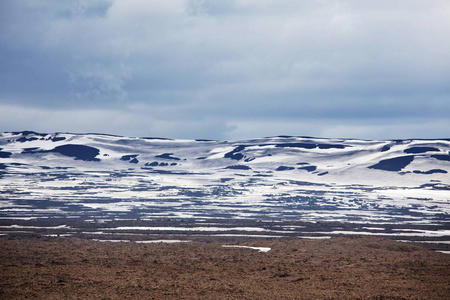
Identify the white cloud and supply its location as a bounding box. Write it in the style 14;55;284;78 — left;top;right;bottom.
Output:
108;0;188;18
225;117;450;141
68;63;130;103
1;0;449;139
0;103;231;140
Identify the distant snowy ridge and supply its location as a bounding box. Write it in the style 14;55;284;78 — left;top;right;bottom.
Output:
1;131;449;179
0;131;449;230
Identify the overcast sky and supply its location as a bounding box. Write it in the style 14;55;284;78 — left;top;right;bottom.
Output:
1;0;449;140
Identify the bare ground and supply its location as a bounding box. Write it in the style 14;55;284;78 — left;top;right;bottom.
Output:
1;235;449;299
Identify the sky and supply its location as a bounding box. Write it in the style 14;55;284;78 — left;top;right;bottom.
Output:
1;0;449;140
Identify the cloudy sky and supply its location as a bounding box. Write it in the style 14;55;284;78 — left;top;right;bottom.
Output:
1;0;449;140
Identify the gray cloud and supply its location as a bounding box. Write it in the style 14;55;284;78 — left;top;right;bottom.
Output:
1;0;449;139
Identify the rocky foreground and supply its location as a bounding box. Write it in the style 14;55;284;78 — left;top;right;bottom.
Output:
1;235;449;299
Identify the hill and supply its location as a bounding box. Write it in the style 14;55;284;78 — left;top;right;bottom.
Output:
0;131;449;250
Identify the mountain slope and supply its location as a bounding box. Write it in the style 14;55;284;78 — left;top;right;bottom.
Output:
0;131;449;244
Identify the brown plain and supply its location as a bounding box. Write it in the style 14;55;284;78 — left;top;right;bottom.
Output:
1;236;449;299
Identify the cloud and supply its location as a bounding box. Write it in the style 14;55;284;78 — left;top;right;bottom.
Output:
1;0;449;139
225;118;450;141
68;63;130;104
0;103;232;140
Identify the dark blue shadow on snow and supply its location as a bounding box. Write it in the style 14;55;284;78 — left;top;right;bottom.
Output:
380;145;391;152
0;151;12;158
20;144;100;161
273;143;347;150
49;145;100;161
51;136;66;142
298;166;317;172
413;169;447;175
404;147;440;154
155;153;181;160
225;165;251;170
121;154;139;163
431;154;450;162
224;145;246;160
276;166;295;171
368;155;414;172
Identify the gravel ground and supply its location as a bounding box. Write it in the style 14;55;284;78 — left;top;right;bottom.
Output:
1;235;449;299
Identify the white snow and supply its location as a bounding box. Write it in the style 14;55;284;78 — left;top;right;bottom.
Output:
298;236;332;239
135;240;191;243
222;245;272;252
309;230;450;237
103;227;269;232
0;224;71;229
92;239;131;243
362;227;386;231
1;132;449;238
398;240;450;245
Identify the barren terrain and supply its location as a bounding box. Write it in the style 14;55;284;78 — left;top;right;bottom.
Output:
1;235;449;299
1;132;449;298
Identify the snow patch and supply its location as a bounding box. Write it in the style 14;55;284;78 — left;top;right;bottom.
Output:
222;245;271;252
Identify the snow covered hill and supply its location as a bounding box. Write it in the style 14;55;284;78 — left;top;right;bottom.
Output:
0;131;449;244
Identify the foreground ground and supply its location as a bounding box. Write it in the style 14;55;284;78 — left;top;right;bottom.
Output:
1;235;449;299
